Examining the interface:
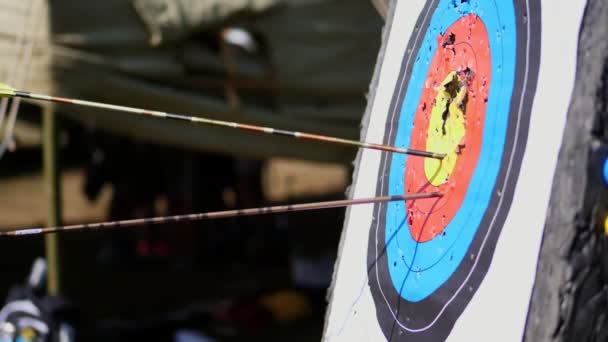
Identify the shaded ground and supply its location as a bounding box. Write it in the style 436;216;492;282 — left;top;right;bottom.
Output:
0;137;347;340
0;227;320;341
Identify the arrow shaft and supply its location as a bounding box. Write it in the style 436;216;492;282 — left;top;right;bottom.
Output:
0;192;442;237
12;90;445;159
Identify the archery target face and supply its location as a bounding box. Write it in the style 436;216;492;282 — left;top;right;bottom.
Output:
325;0;587;341
370;0;541;338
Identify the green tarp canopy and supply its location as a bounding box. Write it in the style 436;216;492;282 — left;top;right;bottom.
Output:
1;0;383;162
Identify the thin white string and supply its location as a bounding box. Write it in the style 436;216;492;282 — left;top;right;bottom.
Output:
0;1;32;137
0;0;39;159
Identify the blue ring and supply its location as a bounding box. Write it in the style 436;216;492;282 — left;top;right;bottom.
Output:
602;156;608;185
385;0;517;302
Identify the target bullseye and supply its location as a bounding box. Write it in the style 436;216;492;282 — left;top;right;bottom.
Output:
424;71;467;187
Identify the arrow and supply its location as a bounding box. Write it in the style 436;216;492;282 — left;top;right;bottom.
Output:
0;83;445;159
0;192;442;237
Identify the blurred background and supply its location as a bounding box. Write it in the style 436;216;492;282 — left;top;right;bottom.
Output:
0;0;384;341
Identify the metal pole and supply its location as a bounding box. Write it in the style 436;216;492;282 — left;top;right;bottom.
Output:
42;105;61;295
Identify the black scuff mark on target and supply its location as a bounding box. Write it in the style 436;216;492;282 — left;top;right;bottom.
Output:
442;32;456;48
